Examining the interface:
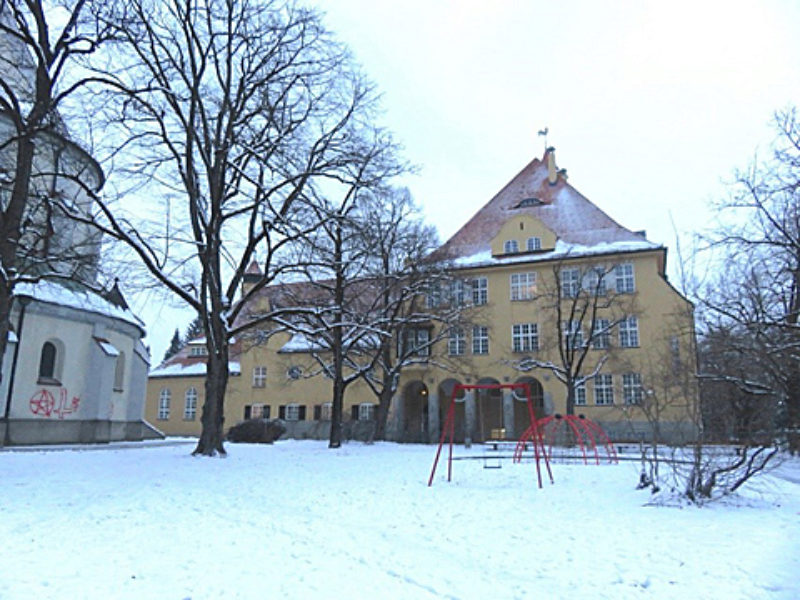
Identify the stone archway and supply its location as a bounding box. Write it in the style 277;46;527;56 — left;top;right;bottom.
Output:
402;380;429;443
438;378;465;443
513;376;546;434
476;377;504;442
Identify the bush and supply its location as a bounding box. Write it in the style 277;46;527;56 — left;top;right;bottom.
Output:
227;419;286;444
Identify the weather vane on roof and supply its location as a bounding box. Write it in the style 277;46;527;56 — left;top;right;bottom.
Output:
537;127;549;152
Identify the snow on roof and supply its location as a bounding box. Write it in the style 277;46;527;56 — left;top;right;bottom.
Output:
434;149;660;262
94;337;120;357
149;361;241;378
279;333;326;353
453;238;660;269
16;280;145;331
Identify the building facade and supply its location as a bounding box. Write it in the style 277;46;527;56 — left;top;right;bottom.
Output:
147;149;697;444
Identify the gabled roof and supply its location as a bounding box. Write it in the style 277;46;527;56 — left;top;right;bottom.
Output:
432;148;659;265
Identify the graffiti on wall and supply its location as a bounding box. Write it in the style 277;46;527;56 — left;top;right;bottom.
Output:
29;388;80;419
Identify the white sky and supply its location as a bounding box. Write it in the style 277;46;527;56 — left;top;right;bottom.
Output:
137;0;800;362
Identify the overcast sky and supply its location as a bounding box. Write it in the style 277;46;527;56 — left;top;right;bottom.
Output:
137;0;800;361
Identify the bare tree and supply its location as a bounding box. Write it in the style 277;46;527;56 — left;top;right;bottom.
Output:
700;106;800;453
0;0;112;384
510;258;637;416
353;187;463;441
71;0;394;455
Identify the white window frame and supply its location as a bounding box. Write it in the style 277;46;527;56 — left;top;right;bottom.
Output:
591;318;611;349
251;403;268;419
574;381;587;406
450;279;466;307
320;402;333;421
189;345;208;357
594;374;614;405
183;387;198;420
510;272;536;301
512;323;538;353
560;268;580;298
504;239;519;253
285;403;301;421
426;283;442;308
615;263;635;293
358;403;376;421
619;316;639;348
564;321;583;350
583;266;607;296
399;328;431;357
526;236;542;251
252;365;267;387
623;373;643;405
158;388;171;420
448;327;466;356
472;325;489;355
471;277;488;305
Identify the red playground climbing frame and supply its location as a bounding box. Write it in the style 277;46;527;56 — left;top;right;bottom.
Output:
427;383;554;489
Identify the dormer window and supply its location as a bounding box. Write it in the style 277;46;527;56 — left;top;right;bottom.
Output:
526;237;542;251
516;197;543;208
189;345;208;357
504;240;519;254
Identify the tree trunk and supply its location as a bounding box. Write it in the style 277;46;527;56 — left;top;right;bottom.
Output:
193;350;229;456
373;381;395;441
0;134;35;386
565;380;575;416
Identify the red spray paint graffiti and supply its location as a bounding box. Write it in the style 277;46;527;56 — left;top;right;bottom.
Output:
29;388;80;419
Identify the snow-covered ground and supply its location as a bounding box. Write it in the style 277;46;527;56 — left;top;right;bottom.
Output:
1;440;798;600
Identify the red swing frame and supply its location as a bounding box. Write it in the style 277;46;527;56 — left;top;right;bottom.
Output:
427;382;554;488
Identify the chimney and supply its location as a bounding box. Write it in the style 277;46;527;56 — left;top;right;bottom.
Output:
557;168;568;181
546;147;558;185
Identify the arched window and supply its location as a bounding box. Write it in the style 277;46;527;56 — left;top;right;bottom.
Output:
39;342;56;379
38;340;63;383
158;388;171;420
114;351;126;391
184;387;198;420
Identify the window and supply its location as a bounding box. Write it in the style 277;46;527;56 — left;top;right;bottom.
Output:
591;319;610;349
287;365;302;380
527;237;542;251
574;381;587;406
189;345;208;357
448;327;466;356
244;404;270;419
619;316;639;347
583;267;607;296
615;263;635;293
670;337;681;372
158;388;171;420
510;272;536;301
426;283;442;308
113;351;125;391
560;268;580;298
471;277;488;305
504;239;519;254
184;387;198;420
563;321;583;350
450;279;467;307
398;328;431;357
38;341;58;382
594;374;614;405
472;326;489;355
252;366;267;387
623;373;643;405
512;323;538;353
358;403;376;421
281;403;305;421
318;403;333;421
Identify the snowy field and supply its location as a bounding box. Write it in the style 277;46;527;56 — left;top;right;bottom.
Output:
1;440;798;600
